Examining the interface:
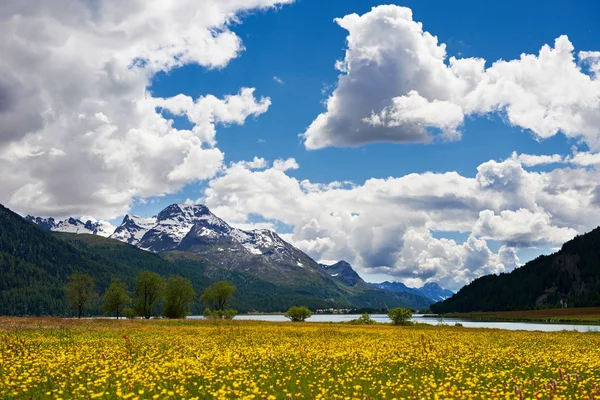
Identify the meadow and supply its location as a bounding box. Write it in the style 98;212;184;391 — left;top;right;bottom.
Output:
1;318;600;399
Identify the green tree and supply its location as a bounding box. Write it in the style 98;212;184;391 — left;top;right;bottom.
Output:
123;307;137;319
64;273;98;319
163;275;196;319
134;271;165;319
200;281;236;311
284;306;312;322
102;279;131;319
388;308;412;325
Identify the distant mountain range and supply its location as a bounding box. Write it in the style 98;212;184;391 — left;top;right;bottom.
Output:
1;203;443;316
25;215;115;237
432;227;600;313
372;281;454;302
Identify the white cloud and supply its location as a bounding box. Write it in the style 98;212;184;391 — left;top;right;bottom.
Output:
472;209;577;247
273;158;300;171
567;151;600;167
273;76;285;84
510;152;563;167
0;0;293;219
303;5;600;150
232;157;268;170
202;155;599;290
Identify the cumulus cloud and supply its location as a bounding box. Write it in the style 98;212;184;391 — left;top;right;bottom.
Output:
0;0;292;219
273;76;285;84
472;209;578;247
303;5;600;150
202;155;597;290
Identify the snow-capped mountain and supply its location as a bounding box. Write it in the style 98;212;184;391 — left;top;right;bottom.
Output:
372;281;454;302
110;214;157;245
28;203;319;281
25;216;115;237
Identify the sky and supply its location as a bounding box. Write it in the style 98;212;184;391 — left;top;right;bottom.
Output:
1;0;600;290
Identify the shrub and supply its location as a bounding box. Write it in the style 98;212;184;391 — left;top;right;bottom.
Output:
387;308;412;325
123;308;137;319
349;313;376;325
285;306;312;322
203;308;238;320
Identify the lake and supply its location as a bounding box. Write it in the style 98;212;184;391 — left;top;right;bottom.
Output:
192;313;600;332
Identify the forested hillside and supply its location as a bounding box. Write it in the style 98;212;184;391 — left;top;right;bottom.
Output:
432;227;600;313
0;204;429;315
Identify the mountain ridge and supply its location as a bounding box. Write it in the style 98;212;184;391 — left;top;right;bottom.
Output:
431;227;600;313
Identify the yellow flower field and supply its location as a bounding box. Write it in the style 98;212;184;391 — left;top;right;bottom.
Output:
1;318;600;399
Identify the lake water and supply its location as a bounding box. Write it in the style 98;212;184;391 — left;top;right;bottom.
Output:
201;313;600;332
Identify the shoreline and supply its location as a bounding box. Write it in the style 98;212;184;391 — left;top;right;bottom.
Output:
425;307;600;325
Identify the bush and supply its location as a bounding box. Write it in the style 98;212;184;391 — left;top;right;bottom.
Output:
285;306;312;322
123;307;137;319
387;308;412;325
203;308;238;320
349;313;376;325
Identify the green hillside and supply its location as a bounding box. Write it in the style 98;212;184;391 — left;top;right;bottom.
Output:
431;227;600;313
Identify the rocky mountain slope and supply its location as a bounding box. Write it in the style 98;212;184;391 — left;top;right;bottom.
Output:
431;227;600;313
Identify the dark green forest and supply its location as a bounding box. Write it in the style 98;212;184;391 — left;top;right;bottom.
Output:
431;227;600;313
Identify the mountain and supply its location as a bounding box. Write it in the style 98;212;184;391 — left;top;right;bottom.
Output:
110;214;157;245
25;215;115;237
372;281;421;296
5;203;434;314
431;227;600;313
320;261;365;287
372;281;453;302
416;282;455;302
29;204;395;293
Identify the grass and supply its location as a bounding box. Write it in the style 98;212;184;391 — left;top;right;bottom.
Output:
1;317;600;399
432;307;600;324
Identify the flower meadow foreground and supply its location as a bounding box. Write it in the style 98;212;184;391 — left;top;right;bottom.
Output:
1;318;600;399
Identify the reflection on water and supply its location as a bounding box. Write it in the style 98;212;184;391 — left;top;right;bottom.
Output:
188;313;600;332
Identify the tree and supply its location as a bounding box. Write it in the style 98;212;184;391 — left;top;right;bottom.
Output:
163;275;196;319
285;306;312;322
64;273;98;319
102;279;131;319
134;271;165;319
200;281;236;311
388;308;412;325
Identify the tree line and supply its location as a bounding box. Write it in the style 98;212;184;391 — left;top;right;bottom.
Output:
65;271;238;319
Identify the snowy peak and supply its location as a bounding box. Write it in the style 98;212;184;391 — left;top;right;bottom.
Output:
26;215;115;237
110;214;157;245
136;204;231;252
25;216;57;231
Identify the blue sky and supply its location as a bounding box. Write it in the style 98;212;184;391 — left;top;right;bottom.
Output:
2;0;600;288
135;0;598;271
146;0;598;203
